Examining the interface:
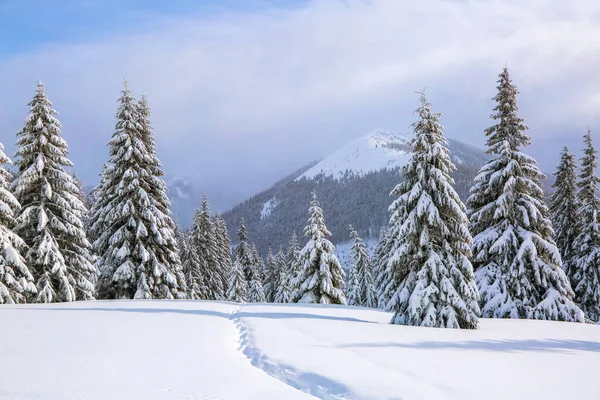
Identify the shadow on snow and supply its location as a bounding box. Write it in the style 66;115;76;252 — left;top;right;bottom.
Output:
21;306;375;324
334;339;600;354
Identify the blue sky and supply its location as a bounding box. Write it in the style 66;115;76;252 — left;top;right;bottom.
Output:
1;0;600;212
0;0;304;55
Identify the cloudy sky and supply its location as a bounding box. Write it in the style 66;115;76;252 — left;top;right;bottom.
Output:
1;0;599;211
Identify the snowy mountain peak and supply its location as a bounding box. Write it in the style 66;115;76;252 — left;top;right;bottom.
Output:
297;129;415;181
296;129;484;182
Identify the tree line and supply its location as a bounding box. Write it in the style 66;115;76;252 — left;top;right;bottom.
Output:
1;67;598;328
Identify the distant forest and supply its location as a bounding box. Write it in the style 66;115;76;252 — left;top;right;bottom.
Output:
222;161;482;253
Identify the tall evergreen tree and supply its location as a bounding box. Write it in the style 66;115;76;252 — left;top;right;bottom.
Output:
274;248;291;303
87;163;109;246
346;265;361;306
373;228;392;309
382;93;479;328
248;274;266;303
93;82;185;300
249;244;265;302
571;129;600;321
286;231;301;280
467;68;583;322
12;82;95;302
180;228;205;299
251;244;264;281
227;260;248;303
214;213;232;293
235;218;256;283
0;142;35;304
348;226;376;308
135;91;187;297
550;147;579;278
291;192;346;304
189;195;223;300
263;249;277;302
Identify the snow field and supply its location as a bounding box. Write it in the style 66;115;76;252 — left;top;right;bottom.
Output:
1;301;599;400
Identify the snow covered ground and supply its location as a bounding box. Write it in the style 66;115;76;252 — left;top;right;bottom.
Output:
1;301;599;400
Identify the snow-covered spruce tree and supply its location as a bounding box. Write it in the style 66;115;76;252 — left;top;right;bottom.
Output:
87;163;109;246
234;218;264;301
571;129;600;321
93;82;185;299
373;228;392;309
286;231;301;280
274;248;291;303
251;244;264;281
248;274;266;303
235;218;256;283
135;91;187;297
12;82;95;302
189;195;223;300
382;92;479;328
214;213;232;293
263;249;276;302
550;146;579;278
248;244;265;302
180;228;206;299
349;226;376;308
0;141;36;304
291;192;346;304
467;68;582;322
227;259;248;303
346;265;361;306
136;95;185;293
71;170;97;285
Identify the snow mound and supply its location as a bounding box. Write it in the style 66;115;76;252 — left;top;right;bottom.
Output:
1;301;598;400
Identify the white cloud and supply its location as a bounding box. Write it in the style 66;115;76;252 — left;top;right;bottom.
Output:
1;0;599;204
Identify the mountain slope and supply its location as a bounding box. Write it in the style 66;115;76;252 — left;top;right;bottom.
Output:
222;130;488;256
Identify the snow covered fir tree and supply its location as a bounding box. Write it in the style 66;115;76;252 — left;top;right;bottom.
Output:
235;218;259;284
92;82;186;300
0;141;35;304
373;228;392;309
274;248;292;303
227;260;248;303
381;92;479;329
286;231;300;280
180;229;205;299
347;226;376;308
571;129;600;321
263;249;277;303
467;68;583;322
213;213;233;295
291;192;346;304
550;146;579;279
12;82;95;303
188;195;224;300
